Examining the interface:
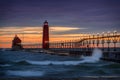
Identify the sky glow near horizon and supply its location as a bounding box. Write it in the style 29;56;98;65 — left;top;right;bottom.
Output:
0;0;120;48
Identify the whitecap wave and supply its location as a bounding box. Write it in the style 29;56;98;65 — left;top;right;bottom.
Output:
81;48;102;63
0;64;11;67
14;48;102;66
6;70;44;77
27;60;81;65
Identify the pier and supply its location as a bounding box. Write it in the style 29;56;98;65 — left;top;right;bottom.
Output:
22;31;120;63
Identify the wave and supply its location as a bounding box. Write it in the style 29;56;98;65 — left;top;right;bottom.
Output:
102;63;120;69
13;60;83;66
91;69;107;75
27;60;83;65
15;60;31;65
14;59;99;66
0;48;6;51
6;70;44;77
81;48;102;63
13;48;102;66
0;64;11;67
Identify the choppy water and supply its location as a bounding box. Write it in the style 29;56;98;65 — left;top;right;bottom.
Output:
0;49;120;78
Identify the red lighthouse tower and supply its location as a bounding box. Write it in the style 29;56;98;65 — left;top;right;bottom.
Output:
42;20;49;49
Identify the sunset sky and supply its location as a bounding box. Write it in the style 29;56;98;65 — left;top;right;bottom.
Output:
0;0;120;48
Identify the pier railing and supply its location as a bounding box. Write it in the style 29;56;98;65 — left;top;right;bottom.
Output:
49;31;120;52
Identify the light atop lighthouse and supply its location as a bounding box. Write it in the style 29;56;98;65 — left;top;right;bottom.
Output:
44;20;48;25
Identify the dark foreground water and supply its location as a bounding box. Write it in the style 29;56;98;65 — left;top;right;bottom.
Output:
0;49;120;78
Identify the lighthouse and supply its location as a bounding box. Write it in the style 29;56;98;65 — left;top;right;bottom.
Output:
42;20;49;49
12;34;23;50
